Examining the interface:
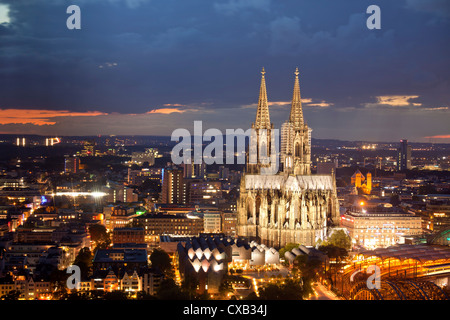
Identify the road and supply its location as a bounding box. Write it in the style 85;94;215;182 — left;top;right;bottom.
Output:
309;282;341;300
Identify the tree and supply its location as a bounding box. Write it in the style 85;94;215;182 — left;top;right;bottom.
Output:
50;269;70;299
318;244;348;262
136;290;157;300
73;247;93;280
293;255;322;281
278;243;300;261
150;249;173;277
62;290;90;300
156;278;189;300
1;290;21;300
104;290;129;300
323;230;351;250
89;224;110;244
257;279;304;300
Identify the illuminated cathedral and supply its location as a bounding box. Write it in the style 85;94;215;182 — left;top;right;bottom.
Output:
237;68;340;248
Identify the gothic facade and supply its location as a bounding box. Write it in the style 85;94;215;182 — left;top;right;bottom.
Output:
237;68;340;248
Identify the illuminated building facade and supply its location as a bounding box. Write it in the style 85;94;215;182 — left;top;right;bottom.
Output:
187;180;222;205
161;168;186;204
64;156;80;174
203;211;222;233
341;203;422;248
112;227;146;244
177;236;279;294
127;167;162;186
136;213;204;237
221;211;238;236
237;68;340;248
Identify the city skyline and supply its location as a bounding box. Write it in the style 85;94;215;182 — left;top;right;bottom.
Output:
0;0;449;142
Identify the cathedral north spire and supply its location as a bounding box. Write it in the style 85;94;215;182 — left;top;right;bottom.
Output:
254;67;271;130
289;67;304;130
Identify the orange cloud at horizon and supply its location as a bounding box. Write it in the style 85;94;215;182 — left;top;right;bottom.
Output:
0;109;107;125
146;108;186;114
423;134;450;139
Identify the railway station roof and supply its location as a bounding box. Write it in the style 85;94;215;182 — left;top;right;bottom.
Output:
357;244;450;263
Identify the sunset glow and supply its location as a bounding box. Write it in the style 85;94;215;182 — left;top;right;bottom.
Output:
0;109;107;126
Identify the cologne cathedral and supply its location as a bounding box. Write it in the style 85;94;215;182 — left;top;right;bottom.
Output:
236;68;340;248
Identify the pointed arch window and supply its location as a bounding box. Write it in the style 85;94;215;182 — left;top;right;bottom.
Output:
295;142;301;157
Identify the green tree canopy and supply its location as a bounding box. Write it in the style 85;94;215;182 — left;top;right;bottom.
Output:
323;229;351;250
318;244;348;262
278;243;300;260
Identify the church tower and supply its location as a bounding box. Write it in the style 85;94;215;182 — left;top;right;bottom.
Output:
281;68;312;175
247;67;274;174
237;67;340;248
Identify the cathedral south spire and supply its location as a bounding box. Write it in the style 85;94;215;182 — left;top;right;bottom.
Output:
289;67;304;130
254;67;271;130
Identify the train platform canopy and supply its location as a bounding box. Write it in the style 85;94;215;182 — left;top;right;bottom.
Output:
357;244;450;263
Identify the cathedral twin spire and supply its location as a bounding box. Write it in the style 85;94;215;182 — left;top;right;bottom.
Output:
251;67;311;176
254;67;272;130
254;67;305;131
289;67;304;130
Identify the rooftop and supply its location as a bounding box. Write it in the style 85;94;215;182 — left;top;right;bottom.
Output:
357;244;450;263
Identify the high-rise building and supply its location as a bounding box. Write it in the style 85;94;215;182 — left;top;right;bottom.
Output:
161;168;186;204
183;161;206;179
187;180;222;205
64;156;80;174
397;139;412;171
237;68;340;248
127;167;162;186
219;166;230;180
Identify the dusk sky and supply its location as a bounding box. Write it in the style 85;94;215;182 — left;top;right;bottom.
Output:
0;0;449;142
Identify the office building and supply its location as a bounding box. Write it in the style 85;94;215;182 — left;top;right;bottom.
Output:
64;156;80;174
397;139;412;171
161;168;186;204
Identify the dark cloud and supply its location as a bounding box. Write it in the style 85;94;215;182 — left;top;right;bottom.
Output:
0;0;448;141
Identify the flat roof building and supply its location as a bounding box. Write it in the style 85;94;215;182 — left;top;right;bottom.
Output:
341;202;422;249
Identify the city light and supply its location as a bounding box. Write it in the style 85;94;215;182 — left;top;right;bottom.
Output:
52;191;107;197
1;1;449;305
